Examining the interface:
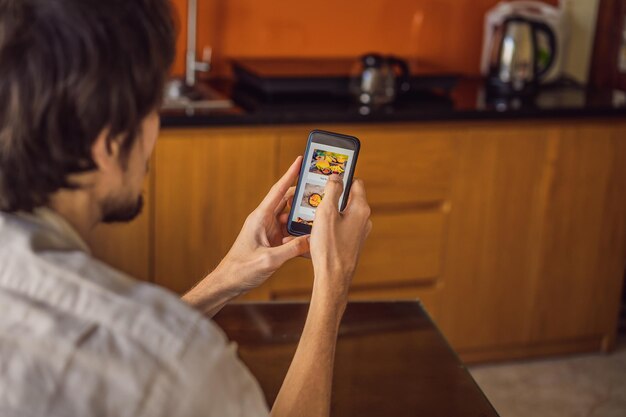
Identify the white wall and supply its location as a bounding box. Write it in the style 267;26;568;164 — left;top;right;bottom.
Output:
562;0;600;83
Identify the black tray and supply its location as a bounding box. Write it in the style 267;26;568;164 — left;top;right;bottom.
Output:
232;57;459;97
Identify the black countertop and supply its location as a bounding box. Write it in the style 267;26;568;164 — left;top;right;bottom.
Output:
215;301;499;417
161;77;626;128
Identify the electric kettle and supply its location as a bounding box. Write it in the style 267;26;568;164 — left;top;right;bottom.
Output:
350;54;410;105
486;15;557;95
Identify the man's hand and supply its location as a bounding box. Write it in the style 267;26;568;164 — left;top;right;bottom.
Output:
183;157;309;315
309;174;372;311
217;156;311;293
271;174;371;417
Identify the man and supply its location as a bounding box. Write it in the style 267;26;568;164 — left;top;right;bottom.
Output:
0;0;372;416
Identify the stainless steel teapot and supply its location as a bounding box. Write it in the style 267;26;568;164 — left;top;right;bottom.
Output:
351;54;411;105
487;16;557;95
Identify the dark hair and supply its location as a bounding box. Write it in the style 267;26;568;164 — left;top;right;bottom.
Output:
0;0;175;212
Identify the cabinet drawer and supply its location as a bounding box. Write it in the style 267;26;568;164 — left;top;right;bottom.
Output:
278;127;455;208
355;131;455;207
354;209;445;286
269;210;446;298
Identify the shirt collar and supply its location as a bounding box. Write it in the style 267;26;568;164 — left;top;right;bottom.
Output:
17;207;91;254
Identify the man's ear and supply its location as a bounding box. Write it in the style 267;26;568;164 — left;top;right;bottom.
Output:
91;129;121;172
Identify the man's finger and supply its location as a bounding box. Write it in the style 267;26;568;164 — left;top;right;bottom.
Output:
278;212;290;225
273;186;297;216
282;236;311;259
285;186;296;210
275;212;292;237
319;174;344;213
344;178;368;213
260;156;302;211
268;235;310;266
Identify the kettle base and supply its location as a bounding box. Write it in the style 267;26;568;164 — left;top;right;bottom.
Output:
486;77;539;97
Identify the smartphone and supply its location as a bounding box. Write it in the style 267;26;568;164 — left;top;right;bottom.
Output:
287;130;360;236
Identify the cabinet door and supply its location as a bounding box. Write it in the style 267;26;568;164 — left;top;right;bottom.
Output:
439;124;556;352
528;123;626;348
439;121;626;356
153;129;279;295
269;210;447;318
277;125;455;208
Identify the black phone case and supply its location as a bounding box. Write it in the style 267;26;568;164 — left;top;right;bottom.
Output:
287;130;361;236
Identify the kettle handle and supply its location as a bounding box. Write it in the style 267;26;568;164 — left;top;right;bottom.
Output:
532;21;557;79
387;56;411;93
501;1;561;20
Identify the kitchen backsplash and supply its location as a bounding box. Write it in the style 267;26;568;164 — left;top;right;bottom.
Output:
169;0;601;82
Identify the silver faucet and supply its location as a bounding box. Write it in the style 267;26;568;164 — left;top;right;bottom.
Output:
162;0;232;111
185;0;211;86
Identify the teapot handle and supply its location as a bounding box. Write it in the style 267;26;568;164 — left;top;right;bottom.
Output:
387;56;411;93
532;21;557;79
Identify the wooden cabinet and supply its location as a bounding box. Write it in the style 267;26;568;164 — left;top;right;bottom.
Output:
527;125;626;348
91;119;626;362
270;210;446;293
439;124;558;355
277;127;455;208
438;121;626;361
152;128;279;295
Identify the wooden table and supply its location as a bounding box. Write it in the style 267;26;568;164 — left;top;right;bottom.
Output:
214;301;499;416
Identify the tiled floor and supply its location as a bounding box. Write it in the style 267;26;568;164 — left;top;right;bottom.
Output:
469;339;626;417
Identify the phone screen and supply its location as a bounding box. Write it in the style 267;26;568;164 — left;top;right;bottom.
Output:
288;130;360;236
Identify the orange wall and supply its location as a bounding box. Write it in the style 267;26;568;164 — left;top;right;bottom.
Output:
171;0;558;77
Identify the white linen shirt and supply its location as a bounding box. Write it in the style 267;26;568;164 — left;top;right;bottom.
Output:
0;208;269;417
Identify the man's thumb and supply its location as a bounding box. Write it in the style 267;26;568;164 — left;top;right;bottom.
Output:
271;235;310;265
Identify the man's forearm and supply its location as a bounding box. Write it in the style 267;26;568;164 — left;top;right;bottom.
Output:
271;280;346;417
182;264;242;318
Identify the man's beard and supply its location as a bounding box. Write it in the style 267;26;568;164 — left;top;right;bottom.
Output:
101;193;144;224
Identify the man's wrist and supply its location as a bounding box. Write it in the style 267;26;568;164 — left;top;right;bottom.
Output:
309;274;349;327
182;261;243;316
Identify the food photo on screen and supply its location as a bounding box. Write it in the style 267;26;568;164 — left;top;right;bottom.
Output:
295;216;314;226
309;149;348;178
300;183;325;209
